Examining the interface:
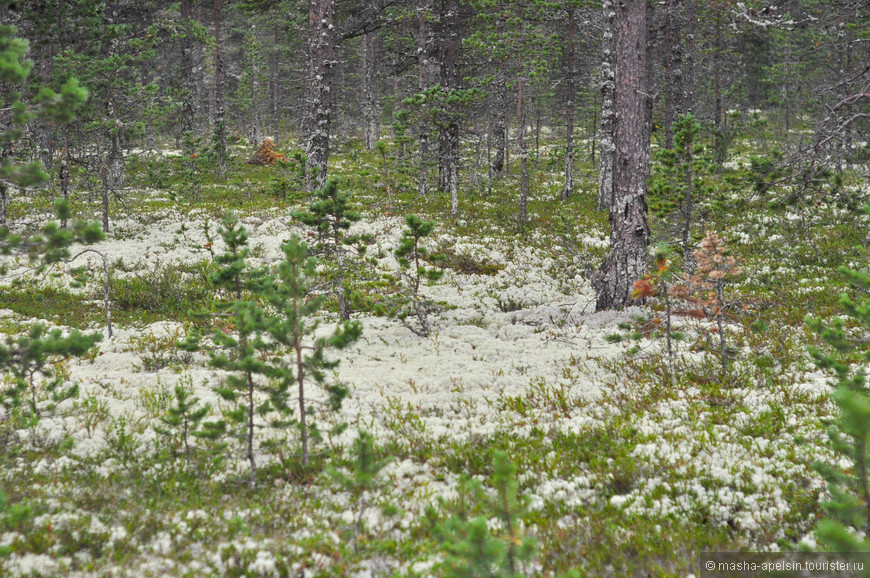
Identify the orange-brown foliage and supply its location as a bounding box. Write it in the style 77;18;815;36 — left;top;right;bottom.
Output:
248;139;287;165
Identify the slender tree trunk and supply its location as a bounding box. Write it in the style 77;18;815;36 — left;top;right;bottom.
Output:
713;7;725;165
437;0;460;215
561;3;576;201
195;2;208;129
417;0;436;196
682;137;695;273
592;0;650;310
180;0;195;145
598;0;616;210
362;32;380;150
213;0;227;177
684;0;697;113
250;21;265;145
517;29;528;226
247;372;256;486
60;136;70;228
492;82;507;174
662;0;681;149
305;0;336;191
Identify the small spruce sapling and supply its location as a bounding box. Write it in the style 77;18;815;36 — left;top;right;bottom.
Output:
394;215;443;337
263;234;362;466
291;178;366;320
807;263;870;551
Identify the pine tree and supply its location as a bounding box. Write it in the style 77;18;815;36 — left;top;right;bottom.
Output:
262;234;362;466
632;243;681;380
0;23;87;226
209;211;261;302
425;451;535;577
807;256;870;552
153;382;213;464
394;214;443;337
291;178;364;321
209;299;286;487
648;113;712;273
327;430;397;550
0;324;100;426
183;212;279;486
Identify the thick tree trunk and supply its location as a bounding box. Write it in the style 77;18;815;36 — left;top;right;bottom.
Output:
593;0;650;311
437;0;460;215
598;0;616;210
561;3;576;201
0;182;6;228
305;0;336;191
362;33;379;150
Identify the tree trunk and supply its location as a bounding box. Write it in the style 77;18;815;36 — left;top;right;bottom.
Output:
213;0;227;177
713;6;725;165
597;0;616;210
517;28;528;226
417;0;437;196
305;0;336;191
492;82;507;174
592;0;650;311
437;0;460;215
250;21;265;146
684;0;697;113
194;2;208;129
662;0;682;149
271;23;281;137
362;32;379;150
561;3;576;201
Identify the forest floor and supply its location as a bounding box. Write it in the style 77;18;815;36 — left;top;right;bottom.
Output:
0;137;864;576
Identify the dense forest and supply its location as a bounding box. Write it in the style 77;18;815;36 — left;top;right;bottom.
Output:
1;0;870;575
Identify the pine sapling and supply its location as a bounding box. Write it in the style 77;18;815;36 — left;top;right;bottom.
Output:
394;214;443;337
291;178;365;320
425;451;535;577
327;430;398;551
209;301;285;487
153;381;212;463
671;232;743;373
807;263;870;551
263;234;362;466
209;211;261;303
632;243;680;380
1;324;101;427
